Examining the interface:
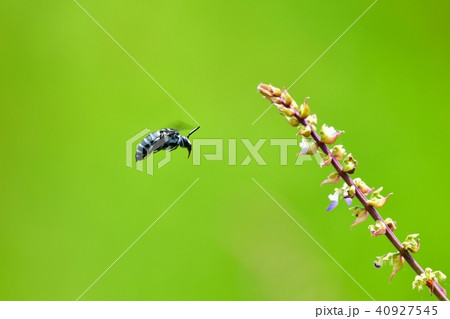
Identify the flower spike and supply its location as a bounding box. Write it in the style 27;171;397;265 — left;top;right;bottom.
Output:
256;83;449;301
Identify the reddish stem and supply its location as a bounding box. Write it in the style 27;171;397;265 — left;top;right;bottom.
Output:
288;104;448;301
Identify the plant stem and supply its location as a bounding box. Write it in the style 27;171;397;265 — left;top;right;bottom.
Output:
287;104;448;301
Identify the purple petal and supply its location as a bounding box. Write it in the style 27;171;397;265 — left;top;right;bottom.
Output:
327;200;338;212
299;147;309;155
344;197;353;206
374;261;382;269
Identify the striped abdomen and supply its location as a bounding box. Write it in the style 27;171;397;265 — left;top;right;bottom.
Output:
135;129;181;161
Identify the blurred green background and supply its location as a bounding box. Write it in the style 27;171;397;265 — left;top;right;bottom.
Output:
1;0;449;300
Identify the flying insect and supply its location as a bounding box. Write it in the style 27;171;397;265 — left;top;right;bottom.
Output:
135;126;200;162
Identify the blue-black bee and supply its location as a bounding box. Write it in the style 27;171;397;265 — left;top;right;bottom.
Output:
135;126;200;162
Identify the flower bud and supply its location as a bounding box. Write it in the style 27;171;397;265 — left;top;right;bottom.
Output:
319;153;332;167
390;254;404;283
331;145;346;161
374;252;395;268
285;115;300;127
412;275;425;291
384;218;397;231
298;137;317;155
306;114;317;126
435;271;447;282
277;105;295;117
353;178;373;195
367;187;393;208
368;220;386;237
320;172;341;186
319;124;344;144
257;83;281;97
257;83;283;104
402;234;420;253
342;153;357;174
350;206;368;228
374;252;404;282
341;184;356;198
281;89;293;106
296;125;311;137
299;97;310;119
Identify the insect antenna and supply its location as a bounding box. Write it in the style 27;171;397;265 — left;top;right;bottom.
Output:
186;126;200;139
